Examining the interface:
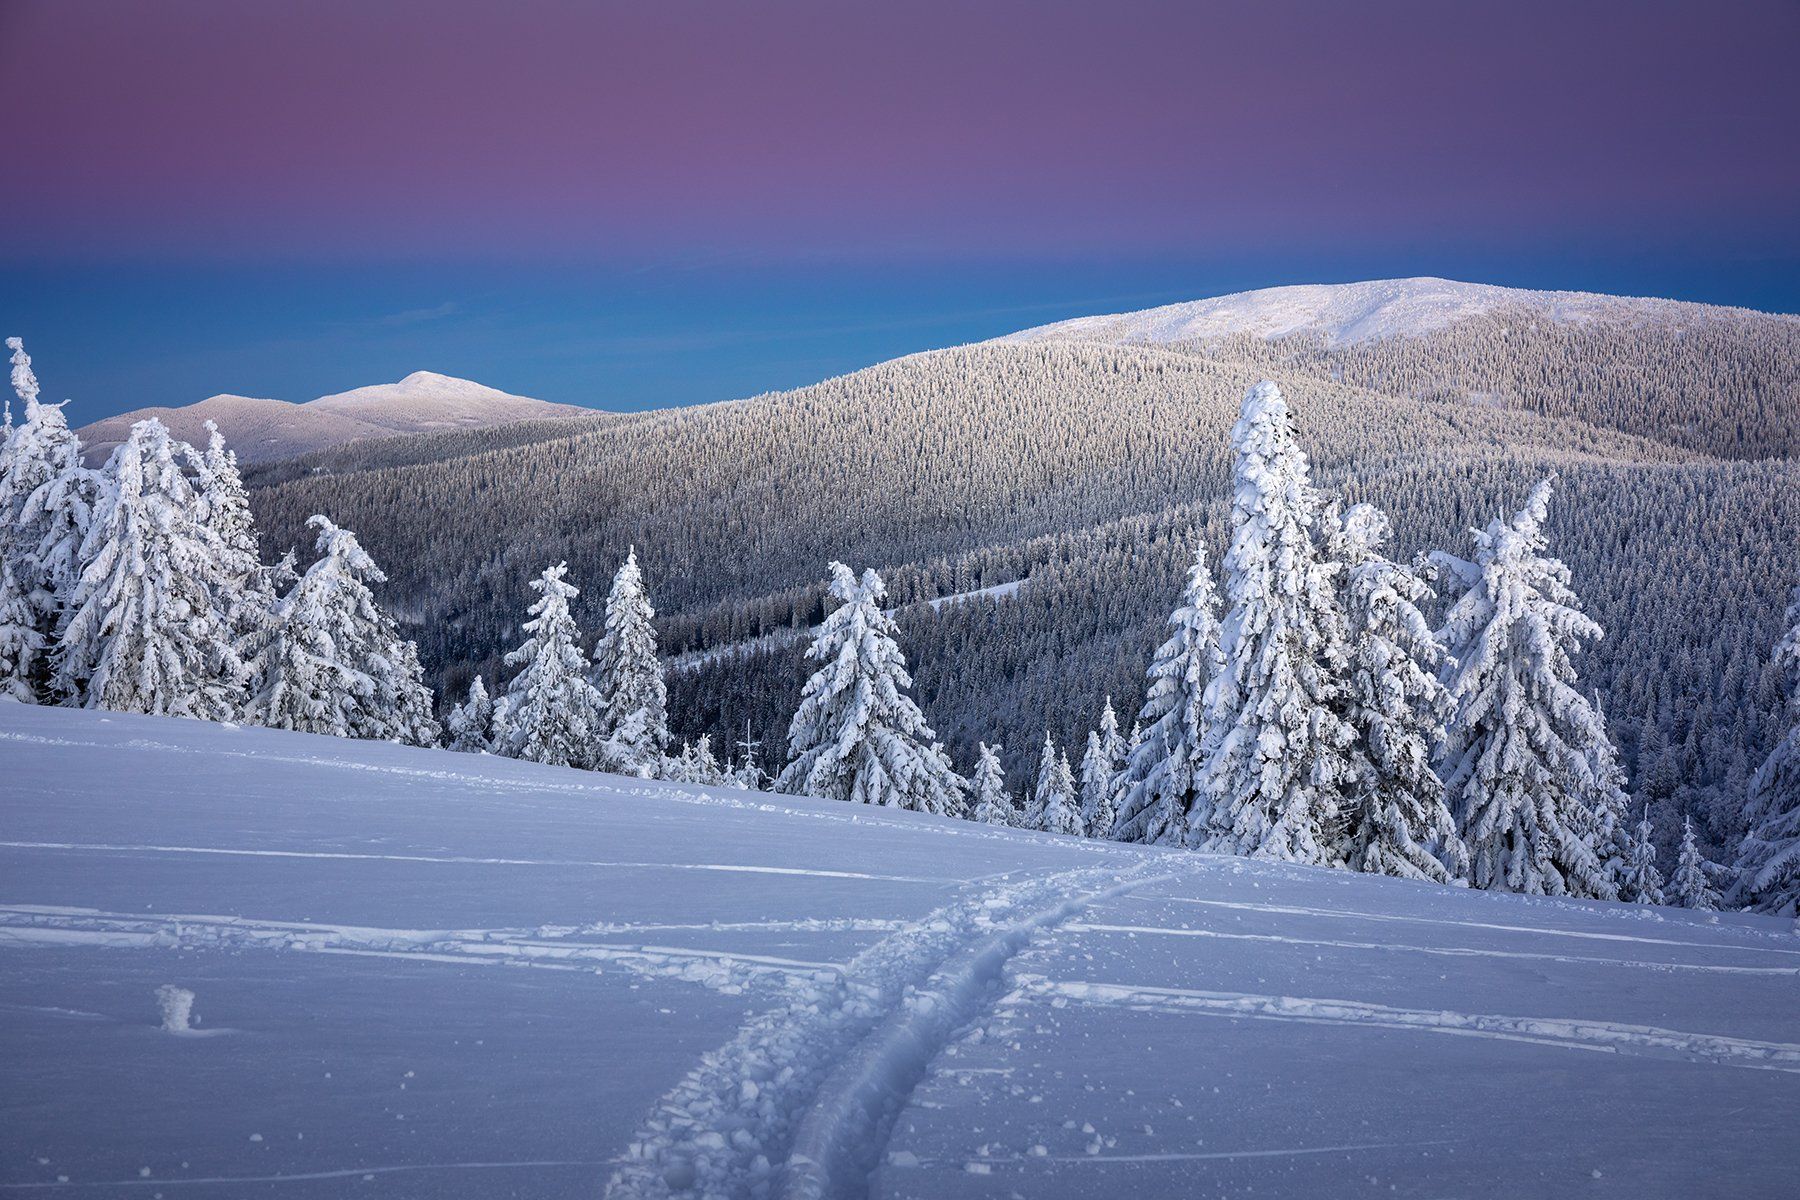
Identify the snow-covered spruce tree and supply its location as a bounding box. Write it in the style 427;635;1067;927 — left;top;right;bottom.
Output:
494;562;605;769
1113;544;1225;846
1032;733;1083;836
1670;815;1722;912
971;742;1013;826
1197;382;1358;863
1;339;92;685
1435;478;1621;899
253;515;434;743
1730;585;1800;915
774;562;968;814
1617;805;1665;905
591;548;669;775
1329;503;1467;883
665;735;727;785
1079;698;1126;839
0;555;41;701
446;675;497;753
56;419;239;718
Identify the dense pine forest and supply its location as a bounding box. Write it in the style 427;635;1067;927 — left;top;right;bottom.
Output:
240;319;1800;873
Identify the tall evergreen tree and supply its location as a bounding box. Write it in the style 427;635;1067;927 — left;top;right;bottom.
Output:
592;548;669;773
446;675;497;753
775;562;967;814
253;516;431;742
1731;585;1800;915
1618;805;1666;905
1078;731;1112;840
1198;382;1358;864
1435;479;1621;899
1670;815;1722;912
1113;544;1225;846
56;419;237;718
0;339;91;687
495;562;606;769
1330;503;1467;883
0;555;40;702
971;742;1013;826
1033;732;1083;836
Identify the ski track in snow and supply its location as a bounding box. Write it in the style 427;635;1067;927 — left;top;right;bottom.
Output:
0;906;839;995
1011;978;1800;1073
1063;922;1800;975
0;841;946;885
1152;894;1800;955
604;863;1178;1200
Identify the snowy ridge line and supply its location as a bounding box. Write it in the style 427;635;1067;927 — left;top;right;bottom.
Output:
1062;922;1800;975
0;729;1127;851
1152;895;1800;954
603;863;1177;1200
778;869;1176;1200
0;1158;609;1191
0;842;945;884
0;906;837;993
1012;978;1800;1073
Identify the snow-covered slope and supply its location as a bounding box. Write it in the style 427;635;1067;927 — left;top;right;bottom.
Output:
76;371;590;464
4;706;1795;1197
1004;277;1796;348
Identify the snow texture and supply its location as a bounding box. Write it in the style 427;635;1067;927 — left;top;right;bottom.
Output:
2;704;1796;1199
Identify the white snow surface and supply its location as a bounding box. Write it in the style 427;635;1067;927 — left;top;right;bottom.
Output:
75;371;591;464
1002;277;1798;349
2;704;1796;1198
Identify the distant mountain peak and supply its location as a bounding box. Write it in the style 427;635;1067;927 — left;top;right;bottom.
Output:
1003;277;1794;349
76;371;591;464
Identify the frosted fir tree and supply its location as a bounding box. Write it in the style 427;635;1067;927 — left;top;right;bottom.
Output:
1435;479;1621;900
591;548;669;773
971;742;1013;826
1670;815;1722;912
1197;383;1358;864
774;562;968;814
1079;699;1126;839
1617;805;1665;905
665;735;727;785
1;339;92;672
0;556;41;702
56;419;238;718
376;637;442;747
1329;503;1467;883
1113;544;1226;846
1031;733;1083;836
253;516;429;742
446;675;497;753
1730;585;1800;915
495;562;606;769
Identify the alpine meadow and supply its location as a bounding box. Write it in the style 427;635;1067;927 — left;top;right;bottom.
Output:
5;4;1799;1197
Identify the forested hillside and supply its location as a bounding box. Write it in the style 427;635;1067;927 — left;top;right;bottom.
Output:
242;285;1800;863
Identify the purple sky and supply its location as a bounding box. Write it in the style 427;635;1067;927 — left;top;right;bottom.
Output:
7;0;1796;263
1;1;1796;417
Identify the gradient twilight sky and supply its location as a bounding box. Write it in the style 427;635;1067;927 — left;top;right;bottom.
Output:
2;0;1797;419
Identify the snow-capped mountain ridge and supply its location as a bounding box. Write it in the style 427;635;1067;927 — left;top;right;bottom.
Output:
1003;277;1798;348
76;371;591;464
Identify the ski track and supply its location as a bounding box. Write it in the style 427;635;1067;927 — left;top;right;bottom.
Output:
0;1159;608;1191
1063;921;1800;975
0;841;945;884
604;863;1177;1200
1012;977;1800;1073
0;906;838;995
894;1138;1455;1170
1151;894;1800;955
